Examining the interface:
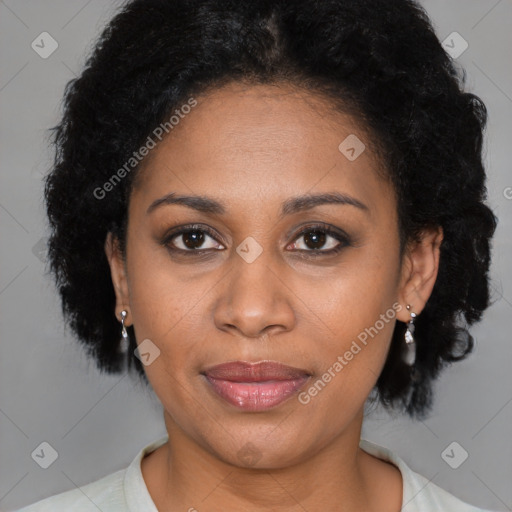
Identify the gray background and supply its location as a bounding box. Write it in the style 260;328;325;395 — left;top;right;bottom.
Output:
0;0;511;510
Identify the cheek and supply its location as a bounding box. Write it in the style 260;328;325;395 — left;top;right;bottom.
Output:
307;235;400;331
301;239;401;391
122;237;206;368
296;297;398;424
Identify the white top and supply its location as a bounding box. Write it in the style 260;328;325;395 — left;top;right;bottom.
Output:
14;435;497;512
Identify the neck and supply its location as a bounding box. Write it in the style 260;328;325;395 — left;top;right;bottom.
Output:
141;409;402;512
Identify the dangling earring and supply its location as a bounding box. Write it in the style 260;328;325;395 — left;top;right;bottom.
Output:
403;304;416;366
118;310;130;354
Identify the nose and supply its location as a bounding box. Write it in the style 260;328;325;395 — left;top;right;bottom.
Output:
213;250;295;340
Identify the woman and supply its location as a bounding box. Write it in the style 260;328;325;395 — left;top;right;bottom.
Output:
16;0;498;510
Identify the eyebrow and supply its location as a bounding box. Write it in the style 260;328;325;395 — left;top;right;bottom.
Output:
146;191;369;217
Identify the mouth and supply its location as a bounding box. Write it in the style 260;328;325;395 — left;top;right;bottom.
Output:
201;360;312;411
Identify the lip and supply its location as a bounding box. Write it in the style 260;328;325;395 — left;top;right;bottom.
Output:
202;361;311;411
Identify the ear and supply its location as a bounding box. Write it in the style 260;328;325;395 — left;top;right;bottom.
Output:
104;232;131;325
396;226;443;322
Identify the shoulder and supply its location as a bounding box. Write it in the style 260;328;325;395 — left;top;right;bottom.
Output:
15;469;127;512
12;435;168;512
13;469;127;512
401;468;497;512
359;438;499;512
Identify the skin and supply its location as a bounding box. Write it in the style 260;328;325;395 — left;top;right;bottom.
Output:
105;81;443;512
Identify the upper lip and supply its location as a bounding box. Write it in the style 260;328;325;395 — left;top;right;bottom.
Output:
202;360;312;382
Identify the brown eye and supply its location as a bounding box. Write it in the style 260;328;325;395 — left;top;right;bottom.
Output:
180;230;205;249
163;225;224;253
287;224;352;256
301;230;328;250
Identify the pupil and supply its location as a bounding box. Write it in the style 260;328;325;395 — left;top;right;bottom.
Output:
181;230;327;250
304;230;325;249
183;230;204;249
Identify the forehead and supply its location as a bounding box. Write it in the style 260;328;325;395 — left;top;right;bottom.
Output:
131;82;394;218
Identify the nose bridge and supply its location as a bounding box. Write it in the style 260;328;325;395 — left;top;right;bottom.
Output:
232;244;275;303
214;239;294;338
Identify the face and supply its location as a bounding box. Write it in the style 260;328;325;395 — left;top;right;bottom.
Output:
106;82;441;468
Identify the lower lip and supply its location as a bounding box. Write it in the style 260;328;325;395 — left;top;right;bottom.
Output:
203;375;310;411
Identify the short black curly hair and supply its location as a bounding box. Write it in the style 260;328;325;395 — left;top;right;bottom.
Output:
45;0;497;419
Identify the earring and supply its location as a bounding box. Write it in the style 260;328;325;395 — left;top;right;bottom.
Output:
403;304;416;366
118;310;129;354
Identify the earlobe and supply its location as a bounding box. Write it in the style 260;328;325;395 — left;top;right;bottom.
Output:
397;226;443;322
104;232;131;322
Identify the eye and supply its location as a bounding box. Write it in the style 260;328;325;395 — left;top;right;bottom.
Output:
161;223;351;257
163;224;224;253
287;224;351;255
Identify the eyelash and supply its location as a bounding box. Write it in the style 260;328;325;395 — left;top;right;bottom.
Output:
161;223;352;258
